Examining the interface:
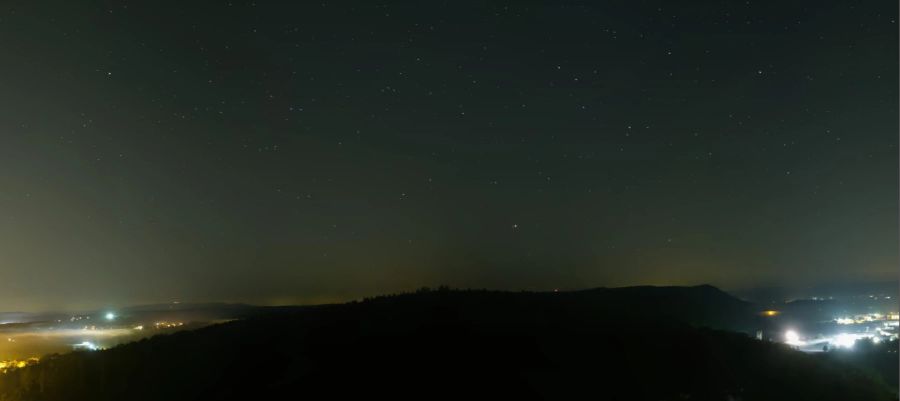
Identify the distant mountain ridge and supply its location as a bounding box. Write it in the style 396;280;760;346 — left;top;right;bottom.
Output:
732;280;900;303
359;284;757;332
574;284;754;328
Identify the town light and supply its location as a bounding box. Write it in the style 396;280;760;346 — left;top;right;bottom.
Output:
833;333;856;348
784;330;802;345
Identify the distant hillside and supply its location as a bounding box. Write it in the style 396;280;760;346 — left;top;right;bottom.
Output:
0;303;261;327
733;280;900;303
120;302;259;314
571;284;757;330
0;313;31;324
0;286;894;401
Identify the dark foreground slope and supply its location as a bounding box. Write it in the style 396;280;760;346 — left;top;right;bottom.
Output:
0;286;894;401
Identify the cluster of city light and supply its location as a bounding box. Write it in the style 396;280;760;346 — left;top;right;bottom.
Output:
874;321;899;338
154;321;184;329
0;358;39;373
72;341;101;351
834;313;900;325
784;330;802;346
832;333;861;348
782;329;892;351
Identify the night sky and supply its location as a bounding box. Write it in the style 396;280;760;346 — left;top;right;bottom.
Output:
0;1;896;311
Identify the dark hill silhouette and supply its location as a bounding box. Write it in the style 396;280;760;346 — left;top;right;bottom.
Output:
570;284;756;330
0;286;894;401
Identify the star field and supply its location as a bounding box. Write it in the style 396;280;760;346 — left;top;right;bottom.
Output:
0;0;895;310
